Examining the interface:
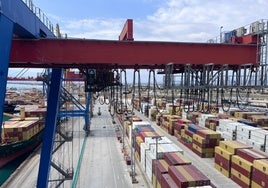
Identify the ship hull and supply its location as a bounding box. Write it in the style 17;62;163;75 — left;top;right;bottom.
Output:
0;131;43;168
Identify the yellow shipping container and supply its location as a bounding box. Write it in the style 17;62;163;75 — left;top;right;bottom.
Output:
136;136;143;147
215;163;230;178
251;181;264;188
232;155;252;172
215;146;232;160
231;167;251;185
169;119;177;127
181;129;186;138
22;131;30;140
152;174;161;188
219;141;252;154
186;135;193;142
192;143;214;154
199;129;221;139
193;134;205;144
253;159;268;176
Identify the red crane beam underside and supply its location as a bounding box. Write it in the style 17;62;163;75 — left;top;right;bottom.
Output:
10;39;258;69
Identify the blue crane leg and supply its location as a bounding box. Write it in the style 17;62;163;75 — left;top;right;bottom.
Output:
37;68;63;188
84;92;91;133
0;15;13;136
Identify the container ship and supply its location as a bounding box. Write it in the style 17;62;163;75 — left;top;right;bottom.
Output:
0;108;45;168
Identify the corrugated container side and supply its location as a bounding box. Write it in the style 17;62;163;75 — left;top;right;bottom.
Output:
219;141;252;154
161;173;179;188
231;168;251;187
252;167;268;187
164;152;191;166
236;148;268;163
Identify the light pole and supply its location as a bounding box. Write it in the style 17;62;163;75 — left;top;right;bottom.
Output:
152;136;162;188
220;26;223;43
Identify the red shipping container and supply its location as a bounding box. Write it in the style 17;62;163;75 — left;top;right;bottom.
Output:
215;153;231;170
192;148;214;158
237;148;268;163
231;163;251;178
161;173;179;188
164;152;191;166
185;129;194;137
252;167;268;187
230;174;250;188
193;139;219;148
168;165;210;187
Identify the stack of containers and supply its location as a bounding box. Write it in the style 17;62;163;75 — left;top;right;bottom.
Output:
3;117;41;142
168;165;211;187
135;136;143;161
152;159;170;188
205;118;219;131
129;121;151;143
235;111;265;120
160;114;170;132
133;124;159;160
186;112;200;124
145;141;183;182
214;141;252;178
25;108;46;118
156;99;167;110
217;119;239;141
174;118;191;140
236;124;260;145
252;159;268;187
149;106;157;121
182;127;194;147
152;151;212;188
238;119;257;127
140;136;173;174
248;129;268;152
167;104;181;115
181;124;205;149
192;129;221;158
168;115;181;136
152;152;192;188
250;115;268;127
231;148;268;187
199;114;217;127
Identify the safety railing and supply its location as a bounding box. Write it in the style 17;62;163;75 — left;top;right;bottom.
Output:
22;0;54;33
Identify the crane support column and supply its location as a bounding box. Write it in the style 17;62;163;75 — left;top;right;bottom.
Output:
83;92;91;134
0;15;13;135
37;68;63;188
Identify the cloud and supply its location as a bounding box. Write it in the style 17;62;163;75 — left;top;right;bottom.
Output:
55;18;125;40
52;0;268;43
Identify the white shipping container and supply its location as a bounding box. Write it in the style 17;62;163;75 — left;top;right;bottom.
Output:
141;137;173;172
236;125;260;139
236;134;250;144
250;130;268;147
144;136;172;145
199;114;217;127
132;121;151;129
145;150;155;182
150;143;184;158
140;142;150;172
217;130;235;141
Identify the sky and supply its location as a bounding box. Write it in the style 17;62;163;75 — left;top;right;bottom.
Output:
8;0;268;78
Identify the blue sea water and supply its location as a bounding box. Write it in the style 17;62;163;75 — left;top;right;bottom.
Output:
0;152;31;186
7;81;43;91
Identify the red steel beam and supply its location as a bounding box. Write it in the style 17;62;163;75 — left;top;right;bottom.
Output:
118;19;134;41
10;39;258;69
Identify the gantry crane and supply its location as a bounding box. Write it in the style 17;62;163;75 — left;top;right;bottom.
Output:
1;1;267;187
